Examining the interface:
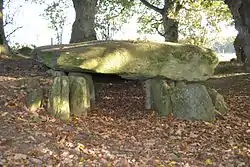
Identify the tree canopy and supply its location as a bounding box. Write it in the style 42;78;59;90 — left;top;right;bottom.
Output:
0;0;236;52
137;0;233;47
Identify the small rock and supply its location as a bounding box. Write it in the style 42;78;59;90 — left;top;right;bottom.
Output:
30;158;42;164
189;132;198;138
225;163;234;167
131;136;137;141
28;136;36;141
13;153;27;160
169;153;180;161
237;162;246;167
175;129;182;136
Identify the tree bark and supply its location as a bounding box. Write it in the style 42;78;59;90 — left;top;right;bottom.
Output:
0;0;10;55
162;15;178;42
140;0;178;42
225;0;250;71
70;0;97;43
162;0;178;42
233;34;246;62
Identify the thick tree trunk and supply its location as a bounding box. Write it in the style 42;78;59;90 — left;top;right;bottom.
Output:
0;0;10;55
70;0;97;43
162;16;178;42
225;0;250;71
162;0;178;42
233;34;246;62
139;0;179;42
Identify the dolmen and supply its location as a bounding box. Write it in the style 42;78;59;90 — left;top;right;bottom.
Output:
29;40;227;122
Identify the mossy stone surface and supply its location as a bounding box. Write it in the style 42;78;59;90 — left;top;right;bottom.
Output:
68;72;95;106
49;76;70;121
207;88;228;114
32;40;219;81
69;76;90;117
150;78;172;116
27;88;43;112
169;82;216;122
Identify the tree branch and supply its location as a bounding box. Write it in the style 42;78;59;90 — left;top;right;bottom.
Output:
6;26;23;39
151;20;165;37
108;6;126;20
139;0;163;14
155;26;165;37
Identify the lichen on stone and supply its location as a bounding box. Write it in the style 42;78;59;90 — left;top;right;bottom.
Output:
33;40;219;81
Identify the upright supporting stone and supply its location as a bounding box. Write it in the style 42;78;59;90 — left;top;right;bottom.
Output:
150;78;172;116
170;82;215;122
49;76;70;121
207;88;228;115
144;79;152;109
69;76;90;117
27;88;43;112
68;72;95;107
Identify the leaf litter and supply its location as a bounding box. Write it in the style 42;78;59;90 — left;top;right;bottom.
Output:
0;58;249;166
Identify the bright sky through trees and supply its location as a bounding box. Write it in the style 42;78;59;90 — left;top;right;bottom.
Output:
5;0;237;47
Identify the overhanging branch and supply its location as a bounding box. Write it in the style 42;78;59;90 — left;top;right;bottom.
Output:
139;0;163;14
6;26;23;39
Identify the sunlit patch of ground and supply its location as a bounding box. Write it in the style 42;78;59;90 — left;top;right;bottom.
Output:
0;59;249;166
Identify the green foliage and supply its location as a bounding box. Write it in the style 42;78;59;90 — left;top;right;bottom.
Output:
137;0;233;48
178;0;233;47
31;0;135;41
41;0;69;44
137;1;162;35
25;0;45;5
10;43;35;52
28;0;233;48
95;0;135;40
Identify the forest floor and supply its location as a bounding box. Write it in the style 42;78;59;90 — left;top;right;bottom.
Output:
0;56;249;167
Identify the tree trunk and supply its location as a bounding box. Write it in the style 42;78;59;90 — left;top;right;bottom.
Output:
0;0;10;55
139;0;179;42
225;0;250;71
162;15;178;42
70;0;97;43
233;34;246;62
162;0;178;42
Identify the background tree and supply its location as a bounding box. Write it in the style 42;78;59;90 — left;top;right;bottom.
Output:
30;0;98;43
177;0;232;48
95;0;135;40
225;0;250;70
4;0;23;43
137;0;232;47
70;0;98;43
138;0;180;42
39;0;134;42
42;0;69;44
0;0;10;55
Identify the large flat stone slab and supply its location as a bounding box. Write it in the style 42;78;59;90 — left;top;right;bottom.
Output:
32;40;219;81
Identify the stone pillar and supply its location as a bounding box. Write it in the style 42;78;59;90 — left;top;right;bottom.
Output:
144;79;152;109
49;76;70;121
150;78;172;116
68;72;96;107
69;76;90;117
225;0;250;71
